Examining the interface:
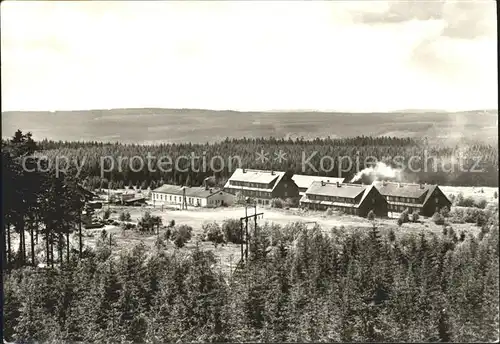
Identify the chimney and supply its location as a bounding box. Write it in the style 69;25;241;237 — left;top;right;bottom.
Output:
398;183;402;188
336;182;340;187
420;183;424;189
209;188;213;193
271;169;274;175
321;181;325;186
242;168;246;173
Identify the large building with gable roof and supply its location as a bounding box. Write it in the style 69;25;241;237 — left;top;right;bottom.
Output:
224;168;299;205
300;180;388;217
372;181;451;217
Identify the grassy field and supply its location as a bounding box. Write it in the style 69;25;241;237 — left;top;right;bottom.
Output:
2;108;497;144
8;185;497;276
440;185;498;202
77;198;485;275
11;196;492;276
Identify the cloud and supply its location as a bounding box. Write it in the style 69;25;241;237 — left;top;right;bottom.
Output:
352;0;445;24
1;1;497;112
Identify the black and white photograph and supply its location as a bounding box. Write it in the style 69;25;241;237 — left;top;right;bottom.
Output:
1;1;498;342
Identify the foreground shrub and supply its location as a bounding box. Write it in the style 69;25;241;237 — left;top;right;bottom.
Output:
222;218;242;244
103;209;111;220
202;221;225;244
411;211;420;222
454;192;488;209
449;207;488;224
440;206;450;218
432;212;445;225
398;209;409;225
119;211;131;221
171;225;193;248
270;198;284;209
284;197;299;208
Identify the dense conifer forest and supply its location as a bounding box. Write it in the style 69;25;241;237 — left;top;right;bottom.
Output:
12;135;500;189
3;221;499;342
2;130;499;343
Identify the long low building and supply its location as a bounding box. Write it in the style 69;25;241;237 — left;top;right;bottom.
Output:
151;184;234;208
224;168;299;205
292;174;345;196
300;181;388;217
372;181;452;217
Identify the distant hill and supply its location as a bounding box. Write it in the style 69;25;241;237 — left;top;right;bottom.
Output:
2;108;497;144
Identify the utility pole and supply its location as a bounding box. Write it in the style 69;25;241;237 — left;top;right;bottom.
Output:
182;187;188;210
79;211;83;259
240;219;244;262
238;198;263;266
79;196;85;259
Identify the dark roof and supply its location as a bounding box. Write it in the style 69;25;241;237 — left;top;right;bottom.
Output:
292;175;345;189
373;181;451;206
77;184;98;199
305;181;366;198
124;196;146;203
226;168;284;184
372;181;431;198
301;183;379;208
153;184;224;198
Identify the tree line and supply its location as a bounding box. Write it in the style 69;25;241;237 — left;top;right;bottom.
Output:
6;133;497;190
2;130;499;343
2;130;87;271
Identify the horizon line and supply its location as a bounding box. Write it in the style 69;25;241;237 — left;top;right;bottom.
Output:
2;107;498;114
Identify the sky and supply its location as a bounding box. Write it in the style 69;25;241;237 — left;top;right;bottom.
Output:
1;0;497;112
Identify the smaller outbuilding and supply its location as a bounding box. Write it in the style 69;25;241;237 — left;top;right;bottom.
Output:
151;184;234;208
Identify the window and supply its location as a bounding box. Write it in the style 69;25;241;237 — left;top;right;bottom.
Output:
284;182;288;188
435;197;439;203
170;196;172;201
284;191;288;197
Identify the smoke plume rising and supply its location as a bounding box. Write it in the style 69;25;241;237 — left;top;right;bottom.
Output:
350;161;403;184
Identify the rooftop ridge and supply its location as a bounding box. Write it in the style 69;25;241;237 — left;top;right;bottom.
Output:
374;181;431;186
236;168;285;173
312;181;366;187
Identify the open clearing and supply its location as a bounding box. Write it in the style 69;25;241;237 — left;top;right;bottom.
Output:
78;202;485;275
10;184;496;275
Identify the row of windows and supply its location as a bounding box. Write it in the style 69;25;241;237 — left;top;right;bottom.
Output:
387;196;419;203
230;180;269;189
153;193;202;205
231;189;274;198
308;195;356;203
389;205;417;212
387;196;440;204
305;203;357;214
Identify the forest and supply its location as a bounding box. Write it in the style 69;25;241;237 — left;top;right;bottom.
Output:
3;219;499;343
2;130;499;343
13;134;500;189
